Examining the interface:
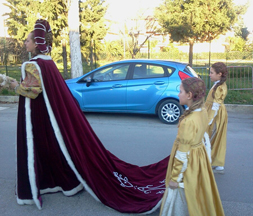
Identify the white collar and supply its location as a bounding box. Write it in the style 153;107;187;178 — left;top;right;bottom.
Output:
214;80;220;85
194;108;201;112
211;80;220;89
31;54;52;60
185;107;202;112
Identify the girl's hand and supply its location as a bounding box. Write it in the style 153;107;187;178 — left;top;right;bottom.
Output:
169;180;178;189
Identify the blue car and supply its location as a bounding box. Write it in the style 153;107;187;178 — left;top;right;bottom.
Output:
66;59;198;124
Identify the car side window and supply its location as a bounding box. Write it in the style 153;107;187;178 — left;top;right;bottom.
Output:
133;64;166;79
164;67;174;75
93;64;129;82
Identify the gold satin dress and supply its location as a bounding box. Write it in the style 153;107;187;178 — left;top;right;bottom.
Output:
160;108;224;216
205;82;228;166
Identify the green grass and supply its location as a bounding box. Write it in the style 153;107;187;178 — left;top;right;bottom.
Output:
0;89;18;96
0;62;104;80
0;65;21;81
225;90;253;105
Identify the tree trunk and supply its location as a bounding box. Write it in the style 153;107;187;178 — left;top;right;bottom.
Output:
94;40;97;69
68;0;83;78
90;38;93;71
188;40;194;67
62;39;68;79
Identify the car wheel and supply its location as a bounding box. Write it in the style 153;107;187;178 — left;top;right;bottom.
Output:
158;99;184;124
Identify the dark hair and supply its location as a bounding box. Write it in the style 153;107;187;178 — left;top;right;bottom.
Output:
179;77;206;124
30;31;53;56
211;62;228;98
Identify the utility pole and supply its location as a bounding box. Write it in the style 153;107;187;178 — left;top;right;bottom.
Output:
68;0;83;78
3;20;8;76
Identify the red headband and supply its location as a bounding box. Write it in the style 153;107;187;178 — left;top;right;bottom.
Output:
34;19;52;54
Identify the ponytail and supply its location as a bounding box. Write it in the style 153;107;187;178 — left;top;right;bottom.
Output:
211;62;228;98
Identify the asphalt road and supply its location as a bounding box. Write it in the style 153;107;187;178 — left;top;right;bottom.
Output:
0;103;253;216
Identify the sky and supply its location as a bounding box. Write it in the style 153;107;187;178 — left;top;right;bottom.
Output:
239;0;253;30
105;0;163;21
0;0;253;37
105;0;253;28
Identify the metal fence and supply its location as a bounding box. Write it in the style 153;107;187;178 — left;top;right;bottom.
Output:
1;63;253;91
193;66;253;91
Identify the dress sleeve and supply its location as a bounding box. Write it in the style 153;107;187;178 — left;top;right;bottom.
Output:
15;63;42;99
213;85;226;104
170;119;194;183
208;85;225;125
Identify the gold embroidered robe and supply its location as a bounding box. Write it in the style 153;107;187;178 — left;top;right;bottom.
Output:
205;82;228;166
160;109;224;216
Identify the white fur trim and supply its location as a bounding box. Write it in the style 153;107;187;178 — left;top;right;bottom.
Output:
203;132;212;163
34;61;100;203
31;55;52;60
175;150;189;187
40;183;83;196
20;62;42;209
25;98;41;209
17;198;35;205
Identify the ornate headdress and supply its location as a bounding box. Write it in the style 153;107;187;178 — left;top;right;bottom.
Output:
33;19;52;54
183;77;206;101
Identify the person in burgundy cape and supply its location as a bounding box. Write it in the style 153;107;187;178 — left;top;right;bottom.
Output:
10;19;170;213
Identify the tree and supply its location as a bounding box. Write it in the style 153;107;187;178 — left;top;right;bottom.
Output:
4;0;69;76
4;0;109;77
233;18;250;41
4;0;68;40
227;36;246;52
0;37;27;64
79;0;108;70
156;0;248;66
104;40;125;60
126;15;160;59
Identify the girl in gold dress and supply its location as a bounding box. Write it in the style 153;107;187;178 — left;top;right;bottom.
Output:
160;77;224;216
204;62;228;174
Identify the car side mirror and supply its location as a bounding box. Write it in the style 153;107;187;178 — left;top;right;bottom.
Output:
86;77;92;87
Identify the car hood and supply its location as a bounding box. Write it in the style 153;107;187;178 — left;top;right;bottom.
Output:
65;77;80;84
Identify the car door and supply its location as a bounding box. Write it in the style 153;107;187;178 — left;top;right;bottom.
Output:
126;63;171;111
81;64;130;111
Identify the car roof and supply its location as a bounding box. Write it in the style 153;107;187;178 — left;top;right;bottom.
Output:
82;59;190;78
107;59;188;67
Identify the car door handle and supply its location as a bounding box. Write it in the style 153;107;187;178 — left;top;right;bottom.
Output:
112;84;122;88
154;81;165;85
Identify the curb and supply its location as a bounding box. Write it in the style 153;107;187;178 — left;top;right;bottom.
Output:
0;96;253;114
0;96;19;103
225;104;253;114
